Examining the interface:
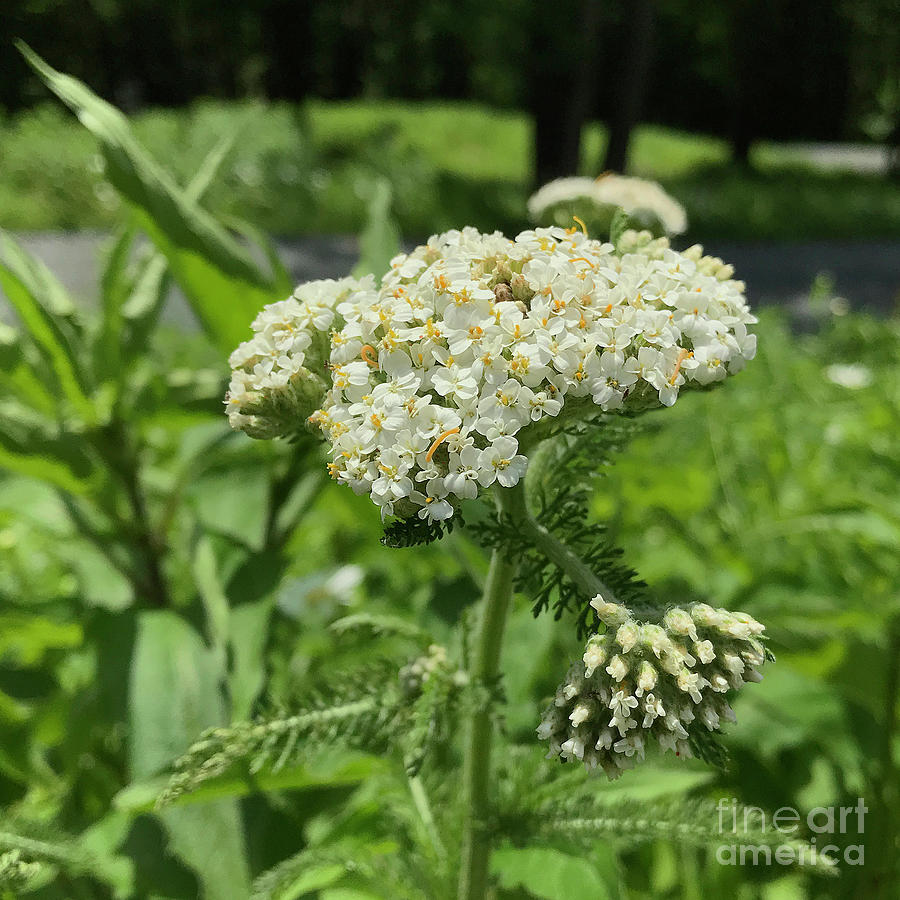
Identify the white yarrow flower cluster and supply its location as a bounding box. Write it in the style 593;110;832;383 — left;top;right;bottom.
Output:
528;174;688;236
228;226;755;523
537;595;768;779
226;276;369;438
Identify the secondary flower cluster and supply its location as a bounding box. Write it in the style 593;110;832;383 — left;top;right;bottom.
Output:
528;174;688;236
226;226;755;523
537;595;767;780
226;276;368;438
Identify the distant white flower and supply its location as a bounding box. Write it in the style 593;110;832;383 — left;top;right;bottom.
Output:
825;363;872;389
528;174;687;235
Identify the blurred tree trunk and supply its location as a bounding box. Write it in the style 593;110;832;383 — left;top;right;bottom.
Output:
262;0;314;100
602;0;655;173
728;0;761;166
529;0;603;186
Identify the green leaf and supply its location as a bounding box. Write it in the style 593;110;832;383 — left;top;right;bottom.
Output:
189;464;271;550
222;214;294;298
609;207;631;246
353;178;401;283
129;611;251;899
118;129;239;355
0;444;91;494
58;540;134;611
0;397;95;492
228;597;275;719
95;226;136;379
491;846;610;900
20;45;281;354
0;824;133;898
120;253;169;355
192;536;230;657
0;324;58;416
115;752;379;815
184;129;241;206
0;614;82;666
254;861;345;900
0;232;93;420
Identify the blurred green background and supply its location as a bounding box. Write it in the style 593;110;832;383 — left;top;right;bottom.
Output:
0;2;898;899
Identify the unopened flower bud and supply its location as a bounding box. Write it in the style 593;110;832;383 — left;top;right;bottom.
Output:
591;595;630;627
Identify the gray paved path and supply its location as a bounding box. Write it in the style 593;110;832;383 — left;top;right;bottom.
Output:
2;234;898;330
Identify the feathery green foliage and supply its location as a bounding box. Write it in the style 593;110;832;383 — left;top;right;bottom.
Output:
530;798;838;875
0;849;44;894
478;414;652;636
330;611;430;642
381;510;465;547
160;653;466;803
0;823;132;897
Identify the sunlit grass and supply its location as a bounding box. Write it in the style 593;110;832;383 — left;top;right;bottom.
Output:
1;99;898;239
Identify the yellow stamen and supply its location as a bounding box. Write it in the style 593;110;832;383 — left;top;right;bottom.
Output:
669;349;692;384
360;344;379;368
425;427;460;463
572;215;589;237
569;256;596;268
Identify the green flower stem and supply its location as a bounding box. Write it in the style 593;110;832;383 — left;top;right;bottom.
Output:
501;479;617;602
457;493;519;900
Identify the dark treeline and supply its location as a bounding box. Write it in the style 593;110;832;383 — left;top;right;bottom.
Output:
2;0;897;178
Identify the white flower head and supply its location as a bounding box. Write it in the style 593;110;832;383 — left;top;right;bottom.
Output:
228;228;755;526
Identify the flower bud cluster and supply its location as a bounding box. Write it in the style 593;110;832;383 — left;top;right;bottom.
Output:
399;643;467;696
226;277;367;438
538;595;767;779
528;174;687;237
228;227;755;524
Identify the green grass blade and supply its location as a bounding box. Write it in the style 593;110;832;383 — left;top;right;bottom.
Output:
353;177;401;283
19;44;282;355
0;233;94;421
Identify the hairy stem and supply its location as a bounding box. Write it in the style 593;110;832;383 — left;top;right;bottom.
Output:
502;479;618;602
458;497;518;900
92;421;170;608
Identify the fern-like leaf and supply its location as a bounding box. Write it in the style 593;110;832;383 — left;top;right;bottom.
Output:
159;665;406;805
250;846;371;900
479;414;656;636
381;511;464;548
0;821;130;895
330;612;430;642
160;656;466;805
514;797;837;875
0;849;44;894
